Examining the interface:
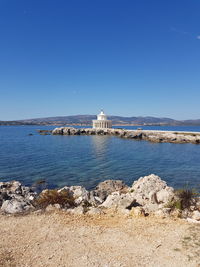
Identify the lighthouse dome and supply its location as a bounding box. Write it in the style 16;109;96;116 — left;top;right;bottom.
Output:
97;110;107;121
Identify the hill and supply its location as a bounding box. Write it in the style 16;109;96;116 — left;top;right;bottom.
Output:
0;115;200;126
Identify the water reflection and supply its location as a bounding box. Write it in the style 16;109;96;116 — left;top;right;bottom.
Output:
91;135;110;159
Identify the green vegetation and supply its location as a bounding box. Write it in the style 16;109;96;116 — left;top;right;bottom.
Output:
175;188;197;210
165;185;199;211
165;200;182;210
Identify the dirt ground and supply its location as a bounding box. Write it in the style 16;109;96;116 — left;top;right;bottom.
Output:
0;211;200;267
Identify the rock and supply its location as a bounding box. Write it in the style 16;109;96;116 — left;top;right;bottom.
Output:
88;191;103;206
0;181;37;210
1;199;33;214
130;174;174;212
181;209;190;219
45;204;55;212
100;192;136;210
153;208;171;218
192;210;200;221
156;188;174;203
37;130;52;135
52;127;64;135
69;186;90;205
125;131;143;139
195;197;200;209
0;192;11;206
51;127;200;144
92;180;128;202
186;218;200;224
54;203;61;209
59;186;89;206
170;209;182;218
130;207;145;217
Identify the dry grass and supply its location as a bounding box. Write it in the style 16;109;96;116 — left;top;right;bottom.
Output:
33;189;75;209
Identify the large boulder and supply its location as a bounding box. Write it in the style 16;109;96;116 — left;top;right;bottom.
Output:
1;199;33;214
130;174;174;212
91;180;128;202
100;192;136;210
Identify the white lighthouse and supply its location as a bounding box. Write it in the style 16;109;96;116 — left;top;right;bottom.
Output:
92;110;112;129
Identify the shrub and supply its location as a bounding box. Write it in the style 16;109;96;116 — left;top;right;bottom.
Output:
165;200;182;210
165;186;199;211
175;188;197;210
33;189;75;209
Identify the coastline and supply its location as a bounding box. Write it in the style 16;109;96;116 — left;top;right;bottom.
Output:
0;174;200;266
1;174;200;220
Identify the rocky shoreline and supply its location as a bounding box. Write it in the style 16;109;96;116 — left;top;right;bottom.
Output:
1;174;200;223
48;127;200;144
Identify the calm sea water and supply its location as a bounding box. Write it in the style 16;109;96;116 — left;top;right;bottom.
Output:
0;125;200;190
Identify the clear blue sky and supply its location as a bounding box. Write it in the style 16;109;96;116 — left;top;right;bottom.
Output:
0;0;200;120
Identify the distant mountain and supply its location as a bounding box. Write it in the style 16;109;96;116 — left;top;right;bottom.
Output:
1;115;200;126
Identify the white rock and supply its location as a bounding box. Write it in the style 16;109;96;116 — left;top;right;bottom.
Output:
130;174;174;207
69;186;89;205
156;188;174;203
57;186;70;193
59;186;89;206
186;218;200;224
153;208;171;218
88;192;103;206
192;210;200;221
1;199;32;214
45;204;55;211
130;207;145;217
100;192;135;209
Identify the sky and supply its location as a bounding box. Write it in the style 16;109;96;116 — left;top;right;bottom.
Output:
0;0;200;120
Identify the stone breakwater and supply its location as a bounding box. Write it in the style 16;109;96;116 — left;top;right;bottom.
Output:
50;127;200;144
1;174;200;223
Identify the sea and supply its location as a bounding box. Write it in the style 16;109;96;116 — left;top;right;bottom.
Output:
0;125;200;190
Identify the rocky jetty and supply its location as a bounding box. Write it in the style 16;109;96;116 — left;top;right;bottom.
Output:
1;175;200;223
37;130;52;135
51;127;200;144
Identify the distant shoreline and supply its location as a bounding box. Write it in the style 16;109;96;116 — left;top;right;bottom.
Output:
1;123;200;126
1;114;200;126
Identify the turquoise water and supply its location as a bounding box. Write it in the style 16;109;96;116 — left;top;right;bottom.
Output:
0;125;200;190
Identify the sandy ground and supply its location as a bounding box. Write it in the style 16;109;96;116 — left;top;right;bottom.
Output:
0;211;200;267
